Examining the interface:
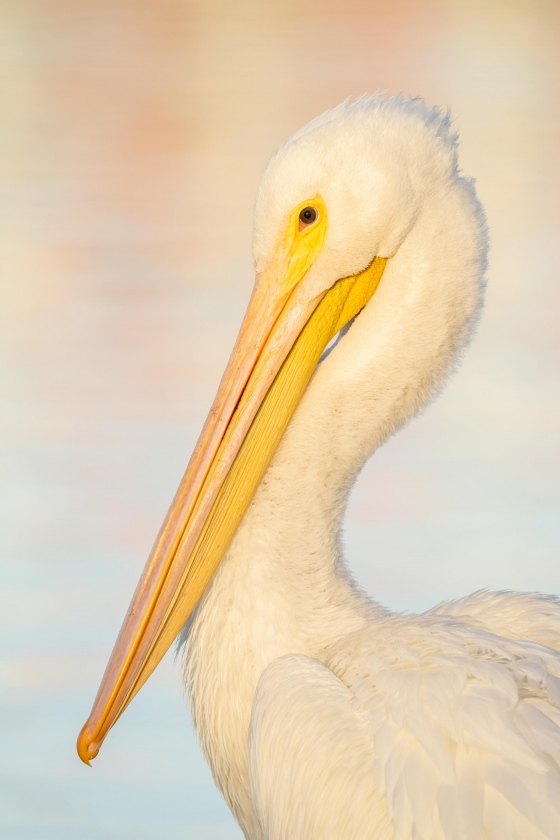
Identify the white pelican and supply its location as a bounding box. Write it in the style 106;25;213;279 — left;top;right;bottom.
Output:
78;95;560;839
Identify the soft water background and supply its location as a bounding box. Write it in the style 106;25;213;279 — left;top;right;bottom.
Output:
1;0;559;837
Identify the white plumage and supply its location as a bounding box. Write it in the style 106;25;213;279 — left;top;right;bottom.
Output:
79;94;560;839
180;97;560;838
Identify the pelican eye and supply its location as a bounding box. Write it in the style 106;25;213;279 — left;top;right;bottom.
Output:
298;206;318;228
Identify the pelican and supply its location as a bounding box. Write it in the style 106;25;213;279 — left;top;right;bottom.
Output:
78;95;560;839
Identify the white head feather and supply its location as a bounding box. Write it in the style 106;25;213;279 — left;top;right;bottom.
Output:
253;95;487;482
254;95;485;298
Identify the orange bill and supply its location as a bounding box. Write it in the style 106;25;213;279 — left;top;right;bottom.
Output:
77;195;387;764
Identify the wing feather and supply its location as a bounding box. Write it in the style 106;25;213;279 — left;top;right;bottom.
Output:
249;613;560;839
428;591;560;652
249;654;393;840
332;617;560;839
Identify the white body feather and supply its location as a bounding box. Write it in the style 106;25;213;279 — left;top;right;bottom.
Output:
181;96;560;839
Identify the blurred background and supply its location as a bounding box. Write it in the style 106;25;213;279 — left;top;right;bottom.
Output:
1;0;559;837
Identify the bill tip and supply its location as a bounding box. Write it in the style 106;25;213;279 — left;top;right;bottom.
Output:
77;723;100;766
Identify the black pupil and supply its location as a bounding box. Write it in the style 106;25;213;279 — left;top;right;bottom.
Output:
300;206;317;225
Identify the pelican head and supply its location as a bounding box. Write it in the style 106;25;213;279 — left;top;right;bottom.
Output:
254;96;436;282
77;94;486;764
